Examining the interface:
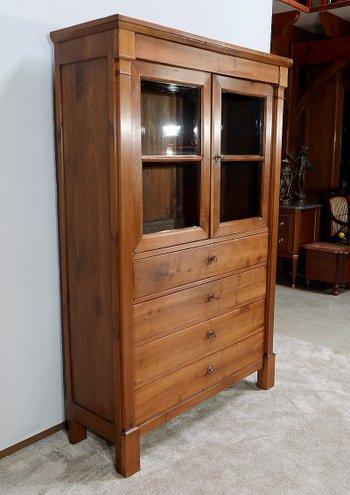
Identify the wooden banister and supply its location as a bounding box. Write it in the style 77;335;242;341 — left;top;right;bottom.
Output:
278;0;350;12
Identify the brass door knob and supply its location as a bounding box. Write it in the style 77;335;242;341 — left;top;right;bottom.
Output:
214;154;223;161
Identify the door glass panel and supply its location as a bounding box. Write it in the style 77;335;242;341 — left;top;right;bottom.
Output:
220;161;261;222
221;92;264;155
141;81;200;156
143;162;200;234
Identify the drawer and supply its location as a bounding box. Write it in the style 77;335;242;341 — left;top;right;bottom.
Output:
135;330;264;424
277;214;289;249
135;299;265;385
133;233;268;299
134;266;266;343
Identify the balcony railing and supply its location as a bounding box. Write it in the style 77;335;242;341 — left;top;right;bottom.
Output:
278;0;350;12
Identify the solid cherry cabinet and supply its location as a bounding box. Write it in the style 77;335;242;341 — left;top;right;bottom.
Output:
51;15;290;477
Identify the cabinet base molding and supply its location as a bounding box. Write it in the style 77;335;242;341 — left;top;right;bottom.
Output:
68;419;87;444
138;358;264;435
257;352;276;390
116;427;141;478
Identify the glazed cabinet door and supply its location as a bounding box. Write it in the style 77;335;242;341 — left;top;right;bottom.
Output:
211;76;273;238
131;62;211;252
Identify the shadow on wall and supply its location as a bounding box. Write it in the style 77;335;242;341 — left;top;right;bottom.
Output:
0;15;64;451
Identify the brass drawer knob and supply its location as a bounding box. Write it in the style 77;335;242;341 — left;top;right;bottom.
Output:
207;330;217;339
207;293;218;302
207;254;218;264
279;221;284;227
207;366;216;375
278;238;284;243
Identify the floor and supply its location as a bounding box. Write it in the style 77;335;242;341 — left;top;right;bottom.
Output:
1;272;350;494
276;270;350;354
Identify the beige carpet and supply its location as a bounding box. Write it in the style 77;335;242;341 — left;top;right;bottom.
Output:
1;332;350;494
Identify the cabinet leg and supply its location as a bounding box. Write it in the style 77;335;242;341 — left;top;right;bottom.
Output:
68;419;87;444
305;279;311;290
332;283;339;296
257;353;276;390
291;255;298;288
115;427;140;478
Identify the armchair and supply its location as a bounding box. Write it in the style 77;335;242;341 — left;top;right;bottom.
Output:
326;191;350;244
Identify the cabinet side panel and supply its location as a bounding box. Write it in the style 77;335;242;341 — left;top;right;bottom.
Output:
60;58;114;422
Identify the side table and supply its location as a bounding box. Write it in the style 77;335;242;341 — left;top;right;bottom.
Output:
277;202;321;288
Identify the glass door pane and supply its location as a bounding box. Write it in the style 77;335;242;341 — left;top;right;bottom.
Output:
141;81;200;156
220;161;261;222
143;161;201;234
212;75;272;238
131;62;211;252
221;92;264;156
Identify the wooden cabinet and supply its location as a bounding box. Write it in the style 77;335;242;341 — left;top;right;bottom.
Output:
277;203;321;287
50;15;290;477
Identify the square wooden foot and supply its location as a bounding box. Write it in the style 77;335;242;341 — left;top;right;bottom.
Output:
257;353;276;390
115;427;140;478
68;419;87;444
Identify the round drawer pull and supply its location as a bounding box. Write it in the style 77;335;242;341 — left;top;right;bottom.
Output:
207;330;217;339
207;293;218;302
279;238;284;243
207;366;216;375
207;254;218;264
279;221;284;227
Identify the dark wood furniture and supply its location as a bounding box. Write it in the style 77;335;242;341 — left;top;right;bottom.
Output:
50;15;290;477
278;203;321;287
304;241;350;294
325;191;350;243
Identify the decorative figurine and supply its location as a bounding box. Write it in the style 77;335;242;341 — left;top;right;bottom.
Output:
279;157;294;205
294;145;315;203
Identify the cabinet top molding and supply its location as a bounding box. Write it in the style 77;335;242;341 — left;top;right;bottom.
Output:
50;14;292;68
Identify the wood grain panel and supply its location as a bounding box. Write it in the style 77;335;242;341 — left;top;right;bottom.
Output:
135;34;279;84
61;58;114;422
135;331;264;424
135;299;265;385
134;266;266;343
304;71;343;196
133;233;268;298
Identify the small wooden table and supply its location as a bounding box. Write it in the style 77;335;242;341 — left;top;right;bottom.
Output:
277;202;321;288
304;242;350;295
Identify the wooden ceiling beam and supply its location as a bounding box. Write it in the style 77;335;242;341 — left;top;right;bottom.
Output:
272;11;301;36
295;35;350;65
278;0;309;13
319;11;350;37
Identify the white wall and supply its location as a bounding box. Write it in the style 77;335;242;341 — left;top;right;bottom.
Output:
0;0;273;452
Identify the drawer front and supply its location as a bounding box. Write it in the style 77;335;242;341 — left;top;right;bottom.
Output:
135;331;264;424
134;266;266;343
135;299;265;385
133;233;268;299
277;214;289;250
